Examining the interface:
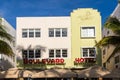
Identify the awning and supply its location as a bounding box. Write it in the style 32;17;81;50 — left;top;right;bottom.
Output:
76;65;110;78
0;68;19;78
103;68;120;78
32;68;76;78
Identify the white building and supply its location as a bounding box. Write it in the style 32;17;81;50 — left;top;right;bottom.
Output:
16;17;71;68
0;18;16;70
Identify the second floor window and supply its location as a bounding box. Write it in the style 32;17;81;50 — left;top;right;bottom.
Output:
81;27;95;38
29;29;34;37
49;28;67;37
49;29;54;37
35;29;41;37
22;29;28;38
22;28;41;38
55;29;61;37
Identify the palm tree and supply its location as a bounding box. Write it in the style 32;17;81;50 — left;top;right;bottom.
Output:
0;18;14;56
96;17;120;61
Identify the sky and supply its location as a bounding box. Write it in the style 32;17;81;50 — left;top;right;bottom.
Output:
0;0;118;29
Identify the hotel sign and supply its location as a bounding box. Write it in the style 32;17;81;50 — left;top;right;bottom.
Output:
23;58;65;65
74;58;96;63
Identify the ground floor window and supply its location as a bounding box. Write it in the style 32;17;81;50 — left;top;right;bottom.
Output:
82;47;96;58
49;49;68;58
22;49;41;59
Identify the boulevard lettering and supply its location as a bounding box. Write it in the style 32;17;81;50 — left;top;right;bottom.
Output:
23;58;64;64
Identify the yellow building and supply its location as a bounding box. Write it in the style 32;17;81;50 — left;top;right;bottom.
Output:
71;8;102;68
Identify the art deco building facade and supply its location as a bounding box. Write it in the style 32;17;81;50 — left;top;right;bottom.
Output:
16;8;101;69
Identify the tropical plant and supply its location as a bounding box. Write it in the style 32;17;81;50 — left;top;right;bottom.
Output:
0;18;14;56
95;17;120;61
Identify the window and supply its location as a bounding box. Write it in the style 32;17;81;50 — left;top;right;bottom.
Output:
29;50;34;58
35;29;40;37
56;49;61;57
35;49;41;58
22;29;41;38
55;28;61;37
23;50;28;58
81;27;95;38
82;48;96;58
62;28;67;37
62;49;67;57
49;28;67;37
29;29;34;37
49;28;54;37
49;49;54;58
22;29;28;38
49;49;68;58
22;49;41;59
115;56;119;64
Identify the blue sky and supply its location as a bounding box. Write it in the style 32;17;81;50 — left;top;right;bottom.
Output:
0;0;118;29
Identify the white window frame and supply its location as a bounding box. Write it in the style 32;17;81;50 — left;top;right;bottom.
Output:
29;29;34;38
81;47;96;58
81;26;95;38
22;49;41;59
22;28;41;38
62;28;67;37
22;29;28;38
49;28;67;37
49;28;54;37
35;29;41;37
55;28;61;37
49;49;68;58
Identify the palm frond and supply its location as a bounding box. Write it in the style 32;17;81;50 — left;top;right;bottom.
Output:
0;40;14;56
95;36;120;47
104;17;120;35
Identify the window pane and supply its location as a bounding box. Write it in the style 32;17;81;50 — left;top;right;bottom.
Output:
23;50;28;58
88;27;95;37
49;29;54;37
55;29;61;37
62;28;67;37
35;29;40;37
35;49;41;58
89;48;95;57
49;49;54;58
29;50;34;58
29;29;34;37
83;48;88;57
62;49;67;57
22;29;28;38
56;49;61;57
81;27;87;37
81;27;95;37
